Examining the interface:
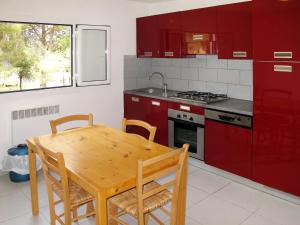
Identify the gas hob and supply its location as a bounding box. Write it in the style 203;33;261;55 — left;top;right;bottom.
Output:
170;91;228;104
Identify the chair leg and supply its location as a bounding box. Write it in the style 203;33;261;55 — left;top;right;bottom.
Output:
72;207;79;222
108;201;118;225
145;213;150;225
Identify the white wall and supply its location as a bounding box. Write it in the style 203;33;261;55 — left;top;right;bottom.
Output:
148;0;251;15
0;0;149;161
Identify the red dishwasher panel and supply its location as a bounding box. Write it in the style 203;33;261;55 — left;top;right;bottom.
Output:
253;62;300;196
205;110;253;179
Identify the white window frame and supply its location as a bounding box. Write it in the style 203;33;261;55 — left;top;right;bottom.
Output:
75;25;111;86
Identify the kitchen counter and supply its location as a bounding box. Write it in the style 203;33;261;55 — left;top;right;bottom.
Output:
124;88;253;116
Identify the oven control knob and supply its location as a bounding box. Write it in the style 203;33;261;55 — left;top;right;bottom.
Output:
189;117;194;121
177;114;181;119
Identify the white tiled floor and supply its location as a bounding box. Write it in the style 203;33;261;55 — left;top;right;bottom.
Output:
1;164;300;225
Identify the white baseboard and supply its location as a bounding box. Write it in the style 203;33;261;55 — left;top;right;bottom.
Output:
189;157;300;205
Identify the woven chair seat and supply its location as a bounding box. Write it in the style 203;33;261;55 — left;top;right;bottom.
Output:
109;181;172;217
52;180;94;207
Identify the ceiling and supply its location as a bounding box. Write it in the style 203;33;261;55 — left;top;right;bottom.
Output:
128;0;175;3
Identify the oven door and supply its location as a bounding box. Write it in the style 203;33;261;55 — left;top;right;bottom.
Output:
168;118;204;160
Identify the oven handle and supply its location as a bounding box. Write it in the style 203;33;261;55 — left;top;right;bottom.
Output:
168;117;205;128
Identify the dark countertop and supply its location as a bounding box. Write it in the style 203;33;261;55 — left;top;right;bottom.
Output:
124;88;253;116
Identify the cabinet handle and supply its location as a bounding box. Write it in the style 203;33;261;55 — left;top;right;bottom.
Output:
164;52;174;57
274;65;292;73
274;52;292;59
144;52;152;57
233;51;247;58
192;34;204;41
131;97;139;102
151;101;160;106
179;105;190;111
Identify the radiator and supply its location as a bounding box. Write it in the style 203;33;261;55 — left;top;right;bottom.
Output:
11;105;60;145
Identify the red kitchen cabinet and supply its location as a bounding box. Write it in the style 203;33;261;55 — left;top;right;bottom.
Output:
147;98;168;145
180;7;217;56
216;2;252;59
124;94;151;139
124;94;168;145
253;62;300;196
136;16;160;58
253;0;300;61
205;119;253;178
157;12;182;58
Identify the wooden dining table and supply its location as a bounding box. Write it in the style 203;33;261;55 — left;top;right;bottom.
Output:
27;124;188;225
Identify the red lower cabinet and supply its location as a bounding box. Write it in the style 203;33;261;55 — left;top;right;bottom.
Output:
205;119;253;178
147;99;168;145
124;94;168;146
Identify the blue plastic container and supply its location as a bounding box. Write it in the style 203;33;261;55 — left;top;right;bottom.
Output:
7;144;30;183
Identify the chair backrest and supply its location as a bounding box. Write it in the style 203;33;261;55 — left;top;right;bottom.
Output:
34;137;72;225
136;144;189;225
122;118;157;141
50;113;93;134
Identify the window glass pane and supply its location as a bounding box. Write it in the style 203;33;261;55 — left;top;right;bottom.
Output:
80;29;107;82
0;22;72;93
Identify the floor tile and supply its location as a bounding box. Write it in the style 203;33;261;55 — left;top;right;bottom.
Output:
0;213;49;225
0;175;26;197
241;214;283;225
186;185;210;209
187;196;252;225
214;182;268;212
0;192;32;222
21;180;49;208
188;165;199;174
255;195;300;225
188;170;231;194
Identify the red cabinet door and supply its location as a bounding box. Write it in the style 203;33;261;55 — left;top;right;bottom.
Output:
157;12;182;58
216;2;252;59
253;62;300;196
124;94;151;139
147;98;168;145
180;7;217;56
253;0;300;61
136;16;159;58
205;119;253;178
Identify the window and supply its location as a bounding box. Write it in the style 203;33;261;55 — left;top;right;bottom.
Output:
0;21;72;93
0;22;111;93
76;25;111;86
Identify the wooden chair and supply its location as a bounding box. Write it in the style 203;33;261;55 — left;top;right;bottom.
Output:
107;144;189;225
34;137;95;225
122;118;157;142
50;114;93;134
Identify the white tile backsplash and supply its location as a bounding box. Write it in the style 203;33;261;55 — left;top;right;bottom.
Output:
217;69;240;84
124;55;253;101
181;67;198;80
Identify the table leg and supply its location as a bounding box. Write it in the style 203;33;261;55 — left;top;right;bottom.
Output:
96;193;108;225
177;154;188;225
28;144;39;215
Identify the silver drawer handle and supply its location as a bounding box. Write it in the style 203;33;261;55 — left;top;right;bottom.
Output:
131;97;139;102
151;101;160;106
233;51;247;58
180;105;190;111
164;52;174;57
144;52;152;57
192;34;204;40
274;65;292;73
274;52;292;59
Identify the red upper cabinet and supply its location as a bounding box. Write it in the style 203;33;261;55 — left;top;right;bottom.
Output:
157;12;182;58
136;16;160;58
253;0;300;61
180;7;217;56
216;2;253;59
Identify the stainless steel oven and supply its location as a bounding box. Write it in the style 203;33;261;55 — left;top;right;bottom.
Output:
168;108;205;160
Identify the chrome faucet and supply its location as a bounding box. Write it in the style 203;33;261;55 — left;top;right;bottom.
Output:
149;72;168;97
